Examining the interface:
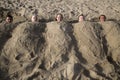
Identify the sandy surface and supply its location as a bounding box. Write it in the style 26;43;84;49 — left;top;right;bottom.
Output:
0;20;120;80
0;0;120;80
0;0;120;20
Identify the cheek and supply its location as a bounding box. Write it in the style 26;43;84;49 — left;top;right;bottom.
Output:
79;17;83;20
32;18;36;21
6;19;10;22
56;15;62;20
57;17;60;20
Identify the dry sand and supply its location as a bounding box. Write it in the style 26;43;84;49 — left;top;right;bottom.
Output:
0;20;120;80
0;0;120;80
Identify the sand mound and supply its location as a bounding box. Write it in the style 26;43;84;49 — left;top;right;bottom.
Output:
0;21;120;80
100;21;120;63
0;22;46;79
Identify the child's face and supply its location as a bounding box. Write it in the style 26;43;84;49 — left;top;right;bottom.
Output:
6;17;12;23
100;16;105;22
56;15;62;22
79;16;84;22
31;15;37;22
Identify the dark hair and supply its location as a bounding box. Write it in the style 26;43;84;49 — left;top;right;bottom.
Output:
99;15;106;20
55;13;63;21
6;15;13;21
79;14;84;16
